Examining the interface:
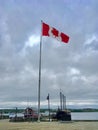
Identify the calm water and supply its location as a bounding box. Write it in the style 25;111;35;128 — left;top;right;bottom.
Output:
2;112;98;120
72;112;98;120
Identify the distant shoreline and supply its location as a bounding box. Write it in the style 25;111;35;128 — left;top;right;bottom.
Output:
1;108;98;113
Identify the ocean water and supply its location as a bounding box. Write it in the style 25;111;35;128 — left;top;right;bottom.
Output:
2;112;98;120
71;112;98;120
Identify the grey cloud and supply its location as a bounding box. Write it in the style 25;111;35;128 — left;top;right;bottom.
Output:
0;0;98;108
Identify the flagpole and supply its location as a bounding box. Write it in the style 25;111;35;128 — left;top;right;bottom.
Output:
47;93;50;121
38;20;43;122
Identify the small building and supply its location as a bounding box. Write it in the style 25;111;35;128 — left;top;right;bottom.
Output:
9;107;38;122
24;107;38;121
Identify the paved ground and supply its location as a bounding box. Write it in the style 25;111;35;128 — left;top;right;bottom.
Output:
0;119;98;130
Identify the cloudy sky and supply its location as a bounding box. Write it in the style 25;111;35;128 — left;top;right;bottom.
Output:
0;0;98;109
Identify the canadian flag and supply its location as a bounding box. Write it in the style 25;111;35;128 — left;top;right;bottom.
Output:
42;22;69;43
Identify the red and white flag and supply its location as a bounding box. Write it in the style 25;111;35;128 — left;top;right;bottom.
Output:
42;22;69;43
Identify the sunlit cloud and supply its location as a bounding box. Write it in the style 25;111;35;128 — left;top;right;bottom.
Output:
25;35;40;47
84;34;98;45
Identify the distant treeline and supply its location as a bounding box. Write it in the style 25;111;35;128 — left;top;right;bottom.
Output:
0;108;98;113
70;108;98;112
0;109;24;113
41;108;98;112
